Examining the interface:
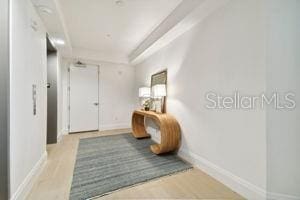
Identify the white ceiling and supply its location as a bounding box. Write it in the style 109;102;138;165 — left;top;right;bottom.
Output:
58;0;182;61
33;0;225;64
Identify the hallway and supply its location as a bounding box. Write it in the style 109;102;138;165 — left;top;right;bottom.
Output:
27;129;244;200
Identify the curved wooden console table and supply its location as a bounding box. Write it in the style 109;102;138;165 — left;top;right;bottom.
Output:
131;110;181;154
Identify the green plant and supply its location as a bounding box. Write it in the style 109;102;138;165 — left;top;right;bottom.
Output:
143;99;151;110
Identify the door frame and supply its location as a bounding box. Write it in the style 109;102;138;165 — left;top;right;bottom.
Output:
67;63;100;133
0;0;10;198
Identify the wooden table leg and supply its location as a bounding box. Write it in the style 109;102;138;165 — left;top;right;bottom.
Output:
131;112;151;138
131;110;181;154
150;115;180;154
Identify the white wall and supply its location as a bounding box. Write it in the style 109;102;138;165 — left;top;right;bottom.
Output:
56;53;64;140
60;59;135;132
10;0;47;198
99;62;135;130
134;0;267;199
60;58;70;136
266;0;300;199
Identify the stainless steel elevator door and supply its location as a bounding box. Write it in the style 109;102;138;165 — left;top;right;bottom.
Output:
47;51;58;144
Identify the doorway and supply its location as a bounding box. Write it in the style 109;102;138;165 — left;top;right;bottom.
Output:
69;63;99;133
46;37;58;144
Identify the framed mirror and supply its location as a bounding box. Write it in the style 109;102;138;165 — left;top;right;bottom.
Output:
151;70;167;113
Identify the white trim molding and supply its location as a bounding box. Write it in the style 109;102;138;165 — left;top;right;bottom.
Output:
178;148;300;200
178;148;267;200
267;192;300;200
99;123;131;132
129;0;230;65
57;129;64;142
10;152;47;200
71;47;129;65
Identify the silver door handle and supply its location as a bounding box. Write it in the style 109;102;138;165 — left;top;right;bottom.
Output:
94;103;99;106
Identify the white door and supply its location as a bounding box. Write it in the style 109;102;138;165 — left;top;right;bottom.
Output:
69;64;99;133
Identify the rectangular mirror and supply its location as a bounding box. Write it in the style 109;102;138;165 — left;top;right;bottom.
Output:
151;70;167;113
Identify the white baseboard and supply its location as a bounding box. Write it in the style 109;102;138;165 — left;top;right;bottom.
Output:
267;192;300;200
10;151;47;200
57;130;63;142
57;129;68;141
99;123;130;131
178;148;267;200
62;128;69;135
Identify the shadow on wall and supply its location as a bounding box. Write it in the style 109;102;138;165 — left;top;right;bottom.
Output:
140;1;269;198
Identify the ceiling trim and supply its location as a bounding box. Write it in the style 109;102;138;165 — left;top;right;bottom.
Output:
53;0;72;54
129;0;230;65
71;47;129;65
129;0;203;61
63;57;132;68
31;0;73;56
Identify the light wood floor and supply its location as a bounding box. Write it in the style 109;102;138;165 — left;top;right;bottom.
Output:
27;129;245;200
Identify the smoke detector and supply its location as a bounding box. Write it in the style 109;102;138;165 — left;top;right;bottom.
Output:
74;61;87;68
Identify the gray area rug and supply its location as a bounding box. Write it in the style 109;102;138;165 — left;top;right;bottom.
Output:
70;133;192;200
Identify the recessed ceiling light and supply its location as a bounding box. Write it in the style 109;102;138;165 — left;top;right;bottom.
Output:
37;6;53;15
106;34;111;38
115;0;124;6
